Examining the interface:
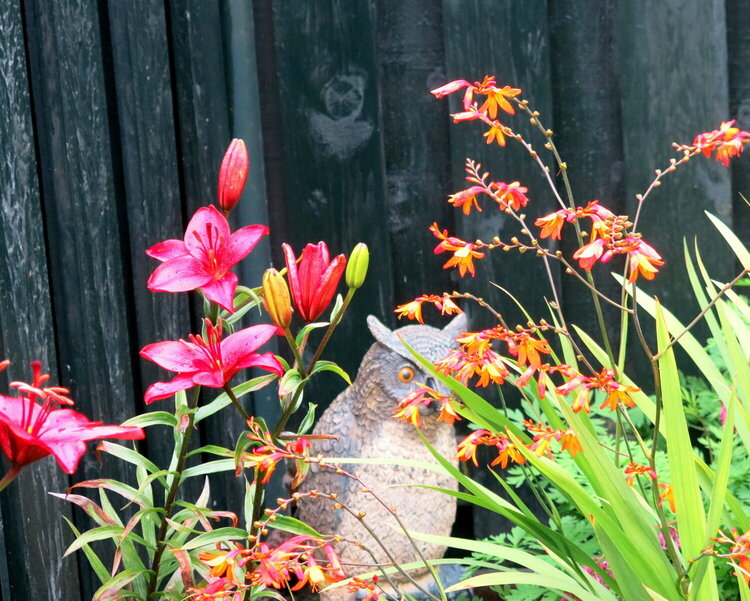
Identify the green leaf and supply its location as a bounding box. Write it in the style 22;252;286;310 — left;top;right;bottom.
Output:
96;441;162;476
179;527;248;550
122;411;177;429
181;459;236;479
297;402;317;435
194;375;277;423
62;517;110;584
266;515;323;538
655;301;717;600
308;360;351;385
64;525;124;557
295;321;329;347
92;569;150;601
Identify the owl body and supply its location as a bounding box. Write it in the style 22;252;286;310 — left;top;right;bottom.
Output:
296;315;466;600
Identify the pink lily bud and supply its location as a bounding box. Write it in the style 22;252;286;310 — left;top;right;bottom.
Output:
217;138;249;213
282;242;346;322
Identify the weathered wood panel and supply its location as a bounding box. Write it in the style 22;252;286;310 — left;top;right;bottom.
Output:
0;2;80;599
271;1;394;396
105;0;193;481
548;0;626;344
442;0;558;330
375;0;454;312
618;1;732;321
168;0;250;513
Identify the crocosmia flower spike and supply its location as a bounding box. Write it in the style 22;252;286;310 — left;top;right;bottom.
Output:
146;205;268;312
282;242;346;322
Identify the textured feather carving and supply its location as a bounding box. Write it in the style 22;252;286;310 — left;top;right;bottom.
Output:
296;314;466;600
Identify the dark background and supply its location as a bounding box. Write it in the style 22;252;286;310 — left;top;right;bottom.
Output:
0;1;748;599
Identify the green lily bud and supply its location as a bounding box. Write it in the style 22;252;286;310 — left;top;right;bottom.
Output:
262;268;292;329
345;243;369;289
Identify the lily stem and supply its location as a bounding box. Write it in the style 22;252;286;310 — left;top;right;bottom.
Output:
223;383;251;423
0;465;20;493
146;386;200;599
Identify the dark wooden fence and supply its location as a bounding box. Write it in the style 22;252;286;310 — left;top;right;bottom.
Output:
0;1;747;599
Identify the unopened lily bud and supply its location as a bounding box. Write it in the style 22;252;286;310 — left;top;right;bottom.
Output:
262;268;292;328
217;138;249;212
345;243;369;289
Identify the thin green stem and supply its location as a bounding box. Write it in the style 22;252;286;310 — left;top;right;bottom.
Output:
223;383;251;422
146;386;200;599
283;327;306;378
306;288;355;374
0;465;21;493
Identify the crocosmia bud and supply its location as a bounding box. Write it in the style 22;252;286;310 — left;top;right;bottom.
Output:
345;243;369;290
262;268;293;329
217;138;249;212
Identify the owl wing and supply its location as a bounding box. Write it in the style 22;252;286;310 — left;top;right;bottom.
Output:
295;387;367;536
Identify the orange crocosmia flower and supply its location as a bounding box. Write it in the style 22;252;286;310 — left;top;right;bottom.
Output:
658;482;676;513
437;397;461;425
291;556;338;592
623;462;657;486
392;387;433;428
484;125;507;147
625;238;664;282
491;181;529;211
600;386;638;412
456;327;507;355
348;577;381;601
430;223;485;277
394;299;425;323
714;529;750;584
490;437;525;469
573;239;606;270
535;209;571;240
448;186;486;215
198;546;249;586
455;429;491;466
508;332;551;369
688;120;750;166
478;85;522;118
558;428;582;457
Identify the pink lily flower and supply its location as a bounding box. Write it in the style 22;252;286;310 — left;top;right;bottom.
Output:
140;319;283;404
146;205;268;312
0;362;144;475
282;242;346;322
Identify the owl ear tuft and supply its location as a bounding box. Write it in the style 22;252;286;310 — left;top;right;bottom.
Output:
442;313;468;340
367;315;403;355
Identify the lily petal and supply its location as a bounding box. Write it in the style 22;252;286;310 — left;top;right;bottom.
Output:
147;256;213;293
224;224;269;265
140;340;207;372
184;206;231;259
200;272;239;313
144;373;197;404
145;239;188;262
222;324;282;369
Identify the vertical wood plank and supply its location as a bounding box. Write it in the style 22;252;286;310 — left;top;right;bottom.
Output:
222;0;282;501
375;0;454;311
105;0;193;481
618;1;732;320
442;0;558;329
548;0;626;343
0;2;80;600
168;0;250;513
271;1;393;400
726;0;750;248
23;1;139;597
442;0;555;540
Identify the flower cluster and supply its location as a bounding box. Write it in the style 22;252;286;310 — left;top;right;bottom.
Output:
393;293;462;324
674;120;750;166
535;200;664;282
392;386;460;427
190;535;346;599
712;529;750;583
243;418;310;487
555;367;640;414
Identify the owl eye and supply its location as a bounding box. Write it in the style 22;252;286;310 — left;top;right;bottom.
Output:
397;366;415;383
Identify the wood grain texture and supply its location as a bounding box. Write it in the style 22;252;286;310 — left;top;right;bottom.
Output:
375;0;454;310
105;0;193;479
548;0;626;343
23;1;139;597
0;2;80;600
271;1;394;405
168;0;251;513
726;0;750;249
442;0;559;330
618;0;732;320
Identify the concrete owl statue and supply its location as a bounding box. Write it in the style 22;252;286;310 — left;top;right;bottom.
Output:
296;313;467;600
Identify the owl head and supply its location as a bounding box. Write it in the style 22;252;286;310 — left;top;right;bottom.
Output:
359;314;467;410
